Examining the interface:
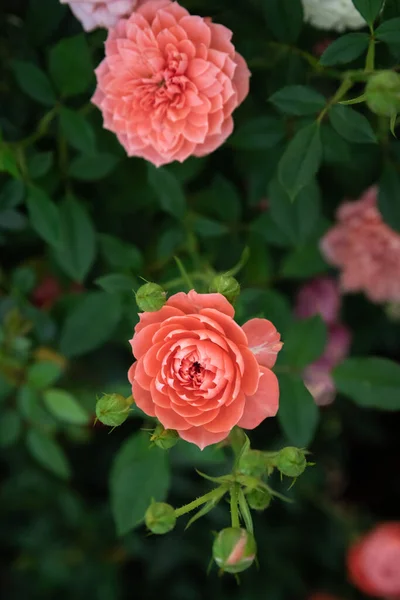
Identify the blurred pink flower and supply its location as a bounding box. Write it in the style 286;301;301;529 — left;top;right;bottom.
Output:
348;522;400;598
295;277;341;325
304;324;351;406
321;186;400;303
92;0;250;166
61;0;143;31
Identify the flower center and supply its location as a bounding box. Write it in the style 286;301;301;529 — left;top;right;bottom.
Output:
177;356;205;388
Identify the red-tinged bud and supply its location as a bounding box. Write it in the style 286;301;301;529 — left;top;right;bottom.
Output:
213;527;256;574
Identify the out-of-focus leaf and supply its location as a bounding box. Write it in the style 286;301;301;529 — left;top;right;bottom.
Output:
269;86;326;115
48;34;94;97
12;60;56;105
278;374;320;447
60;108;96;155
26;186;62;248
110;432;170;536
148;165;186;219
69;153;119;181
26;429;71;479
43;388;90;425
319;33;369;65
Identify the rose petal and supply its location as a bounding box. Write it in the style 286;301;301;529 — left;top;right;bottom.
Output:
178;426;230;450
242;318;283;369
238;366;279;429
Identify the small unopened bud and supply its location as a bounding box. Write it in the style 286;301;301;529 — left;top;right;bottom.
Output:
145;502;176;534
246;488;272;511
365;71;400;117
238;449;268;478
209;274;240;305
95;393;131;427
136;283;166;312
213;527;257;574
150;423;179;450
276;447;307;478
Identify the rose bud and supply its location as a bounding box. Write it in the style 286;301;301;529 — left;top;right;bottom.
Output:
95;393;131;427
246;488;272;511
366;71;400;117
150;423;179;450
145;502;176;535
136;283;166;312
209;274;240;305
276;447;307;478
238;449;269;478
213;527;257;574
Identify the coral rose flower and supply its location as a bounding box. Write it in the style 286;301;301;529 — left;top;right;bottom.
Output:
61;0;142;31
347;523;400;598
321;186;400;303
295;277;341;325
128;290;282;449
92;0;250;166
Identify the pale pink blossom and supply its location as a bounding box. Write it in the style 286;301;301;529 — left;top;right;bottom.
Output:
295;277;341;325
128;290;282;449
92;0;250;166
61;0;144;31
321;187;400;303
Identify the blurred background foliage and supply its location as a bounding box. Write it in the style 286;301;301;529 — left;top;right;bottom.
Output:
1;0;400;598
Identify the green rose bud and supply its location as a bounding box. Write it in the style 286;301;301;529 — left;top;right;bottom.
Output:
245;488;272;511
136;283;166;312
238;449;268;478
150;423;179;450
213;527;257;574
145;502;176;534
95;393;131;427
276;447;307;478
365;71;400;117
209;274;240;305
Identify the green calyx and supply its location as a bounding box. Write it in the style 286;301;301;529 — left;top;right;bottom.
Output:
136;282;166;312
95;393;132;427
145;502;176;534
365;71;400;117
275;447;307;478
150;423;179;450
209;274;240;305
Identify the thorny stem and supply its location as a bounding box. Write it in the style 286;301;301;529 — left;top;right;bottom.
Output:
317;78;354;123
230;484;240;528
174;487;227;518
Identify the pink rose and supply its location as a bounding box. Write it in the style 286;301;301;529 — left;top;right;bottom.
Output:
295;277;341;325
128;290;282;449
61;0;143;31
321;186;400;303
347;523;400;598
92;0;250;166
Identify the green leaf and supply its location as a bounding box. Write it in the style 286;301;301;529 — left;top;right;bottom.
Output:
148;165;186;219
209;175;242;222
319;33;370;66
110;432;170;536
0;180;25;211
268;178;320;246
269;86;326;115
382;0;400;19
11;266;37;294
280;316;327;368
0;410;22;448
375;17;400;46
43;388;90;425
0;209;27;231
60;292;122;357
99;235;142;271
333;357;400;410
52;196;96;282
95;273;136;294
27;151;53;179
278;374;320;447
230;116;286;150
48;34;94;97
280;243;330;279
329;105;377;144
59;108;96;155
236;288;293;334
378;164;400;232
352;0;384;24
192;215;228;238
69;153;119;181
263;0;304;43
321;124;352;164
0;146;19;178
156;226;186;260
26;429;71;479
26;186;62;248
12;60;56;106
278;123;323;200
27;361;63;389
